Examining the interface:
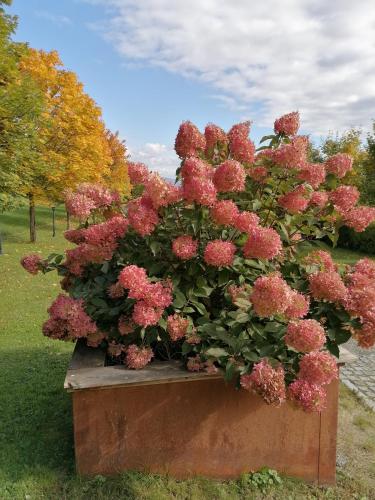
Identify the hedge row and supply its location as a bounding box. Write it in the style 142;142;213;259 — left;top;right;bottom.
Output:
337;224;375;254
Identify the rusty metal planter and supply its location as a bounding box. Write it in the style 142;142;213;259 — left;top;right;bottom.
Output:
64;341;355;484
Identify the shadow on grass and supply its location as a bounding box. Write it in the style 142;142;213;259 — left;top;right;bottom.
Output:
0;347;75;482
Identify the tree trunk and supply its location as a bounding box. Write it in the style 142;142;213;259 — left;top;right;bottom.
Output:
66;210;70;230
29;193;36;243
52;206;56;237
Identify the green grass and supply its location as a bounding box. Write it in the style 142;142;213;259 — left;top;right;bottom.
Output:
1;207;375;499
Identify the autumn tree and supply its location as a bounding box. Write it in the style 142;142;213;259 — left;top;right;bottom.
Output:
0;1;45;213
19;49;120;241
362;123;375;205
104;129;131;197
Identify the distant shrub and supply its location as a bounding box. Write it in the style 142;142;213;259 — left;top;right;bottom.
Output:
338;224;375;255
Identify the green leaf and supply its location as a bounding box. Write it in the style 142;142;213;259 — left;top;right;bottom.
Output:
205;347;229;358
259;134;275;144
173;288;187;308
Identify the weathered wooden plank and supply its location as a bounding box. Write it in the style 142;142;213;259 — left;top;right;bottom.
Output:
68;339;106;370
65;360;222;392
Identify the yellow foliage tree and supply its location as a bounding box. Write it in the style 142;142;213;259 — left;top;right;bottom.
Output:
104;129;131;197
19;49;130;240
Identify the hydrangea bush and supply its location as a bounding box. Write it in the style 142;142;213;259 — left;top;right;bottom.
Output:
22;112;375;413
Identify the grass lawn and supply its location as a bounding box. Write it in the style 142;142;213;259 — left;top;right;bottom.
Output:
0;207;374;499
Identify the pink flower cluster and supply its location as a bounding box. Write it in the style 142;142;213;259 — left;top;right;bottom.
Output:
182;176;217;206
127;162;150;185
304;250;337;272
243;226;282;260
229;128;255;164
285;319;326;353
284;291;310;319
43;294;97;341
298;351;338;386
118;265;173;327
65;183;118;219
240;359;286;406
342;206;375;232
204;123;228;155
145;172;182;209
64;216;129;276
288;380;327;412
210;200;239;226
278;185;310;214
181;157;213;180
204;240;236;267
127;196;159;236
344;258;375;348
125;344;154;369
233;211;260;233
118;316;134;335
167;314;189;341
272;136;308;169
310;191;328;208
325;153;353;178
309;271;347;303
172;235;198;260
274;111;300;136
298;163;326;188
213;160;246;192
329;185;359;212
21;253;44;275
250;274;293;317
175;121;206;159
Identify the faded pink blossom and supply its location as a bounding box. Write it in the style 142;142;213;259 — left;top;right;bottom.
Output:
21;254;43;275
42;294;97;341
309;271;347;303
227;121;251;142
210;200;239;226
298;163;326;188
285;319;326;353
127;196;159;236
64;228;86;244
243;226;282;260
233;211;260;233
278;185;310;214
330;186;359;212
65;192;95;219
118;316;134;335
180;157;213;180
298;351;338;386
118;265;148;293
228;284;248;303
248;166;268;182
175;121;206;159
127;162;150;185
288;380;327;412
145;173;181;208
272;136;308;169
172;235;198;260
325;153;353;178
310;191;329;208
250;274;292;317
274;111;300;136
187;355;204;372
204;123;228;154
132;301;163;327
107;341;124;357
167;314;189;341
204;240;236;267
213;160;246;192
342;206;375;232
304;250;337;272
230;136;255;164
352;321;375;349
182;177;217;206
107;282;125;299
284;291;310;319
125;344;154;369
240;359;286;406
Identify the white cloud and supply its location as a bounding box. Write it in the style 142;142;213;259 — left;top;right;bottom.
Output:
128;142;179;178
92;0;375;134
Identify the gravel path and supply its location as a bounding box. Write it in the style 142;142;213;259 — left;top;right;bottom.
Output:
340;339;375;411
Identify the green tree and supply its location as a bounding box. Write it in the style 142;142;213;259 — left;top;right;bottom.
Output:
0;0;45;217
362;123;375;205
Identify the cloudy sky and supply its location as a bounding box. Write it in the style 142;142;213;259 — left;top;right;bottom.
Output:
10;0;375;177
